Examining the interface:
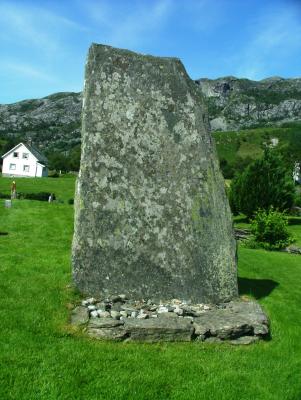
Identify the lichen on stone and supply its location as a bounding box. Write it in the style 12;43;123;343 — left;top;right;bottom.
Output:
72;43;238;303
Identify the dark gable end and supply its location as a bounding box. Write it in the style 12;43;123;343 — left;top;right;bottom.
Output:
24;144;48;165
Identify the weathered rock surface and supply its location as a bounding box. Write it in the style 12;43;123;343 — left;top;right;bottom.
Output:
77;297;269;344
71;306;89;326
193;301;269;340
0;92;82;151
72;43;237;303
196;76;301;131
230;336;260;345
124;318;194;342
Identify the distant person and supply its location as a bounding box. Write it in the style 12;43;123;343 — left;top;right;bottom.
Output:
48;193;54;203
11;181;16;199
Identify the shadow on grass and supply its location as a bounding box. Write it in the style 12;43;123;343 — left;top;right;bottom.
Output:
0;232;8;236
238;277;279;299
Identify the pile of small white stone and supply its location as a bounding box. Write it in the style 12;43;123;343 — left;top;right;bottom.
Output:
81;295;212;321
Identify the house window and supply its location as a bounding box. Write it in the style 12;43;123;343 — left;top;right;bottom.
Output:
23;165;30;172
13;152;19;158
9;163;16;170
22;153;29;159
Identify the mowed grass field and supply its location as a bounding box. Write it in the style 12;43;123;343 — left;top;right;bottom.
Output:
0;176;301;400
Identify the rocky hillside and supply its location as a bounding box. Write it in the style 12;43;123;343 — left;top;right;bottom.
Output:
0;76;300;153
0;92;82;152
196;76;301;131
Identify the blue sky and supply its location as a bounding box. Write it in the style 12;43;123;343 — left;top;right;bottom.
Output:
0;0;300;103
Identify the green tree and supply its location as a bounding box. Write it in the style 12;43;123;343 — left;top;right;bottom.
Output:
48;152;69;172
68;145;81;171
229;148;295;218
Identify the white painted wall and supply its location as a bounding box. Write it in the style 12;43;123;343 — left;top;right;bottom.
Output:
36;163;48;177
2;144;47;177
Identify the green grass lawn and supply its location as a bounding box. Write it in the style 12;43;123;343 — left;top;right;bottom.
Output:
0;175;76;202
0;177;301;399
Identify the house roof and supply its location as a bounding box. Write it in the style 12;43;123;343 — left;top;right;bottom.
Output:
1;142;48;164
26;144;48;164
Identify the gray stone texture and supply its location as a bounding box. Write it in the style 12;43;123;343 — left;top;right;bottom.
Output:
124;318;194;342
72;43;237;303
81;299;269;344
70;306;89;326
193;301;269;340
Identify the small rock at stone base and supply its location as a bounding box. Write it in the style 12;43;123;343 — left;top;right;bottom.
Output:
137;313;149;319
87;327;128;341
86;297;97;305
110;310;121;319
174;307;184;316
157;306;169;314
71;306;89;326
98;310;111;318
111;302;123;312
230;336;260;345
171;299;182;305
96;302;111;311
120;311;128;318
90;310;99;318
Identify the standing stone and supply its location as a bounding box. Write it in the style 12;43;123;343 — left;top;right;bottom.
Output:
72;43;238;303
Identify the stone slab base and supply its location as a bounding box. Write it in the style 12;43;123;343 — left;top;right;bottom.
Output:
71;296;269;345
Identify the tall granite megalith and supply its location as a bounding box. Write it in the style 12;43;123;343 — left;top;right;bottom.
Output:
72;43;238;303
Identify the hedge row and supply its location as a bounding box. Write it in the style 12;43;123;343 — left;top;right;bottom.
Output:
0;192;55;201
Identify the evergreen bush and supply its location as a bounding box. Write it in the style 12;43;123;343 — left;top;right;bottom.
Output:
229;148;295;218
250;208;293;250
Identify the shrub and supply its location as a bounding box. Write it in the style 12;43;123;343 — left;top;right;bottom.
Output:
220;158;234;179
250;208;293;250
229;148;295;218
294;186;301;207
0;192;11;199
68;198;74;205
48;171;60;178
294;192;301;208
18;192;55;201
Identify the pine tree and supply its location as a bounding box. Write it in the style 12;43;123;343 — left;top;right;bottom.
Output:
229;148;295;218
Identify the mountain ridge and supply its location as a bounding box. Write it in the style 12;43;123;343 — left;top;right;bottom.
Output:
0;76;300;153
195;76;301;131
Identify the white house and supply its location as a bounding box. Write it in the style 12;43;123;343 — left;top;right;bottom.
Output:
1;143;48;177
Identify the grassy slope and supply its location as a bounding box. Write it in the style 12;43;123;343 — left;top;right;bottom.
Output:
213;124;301;165
0;177;301;400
